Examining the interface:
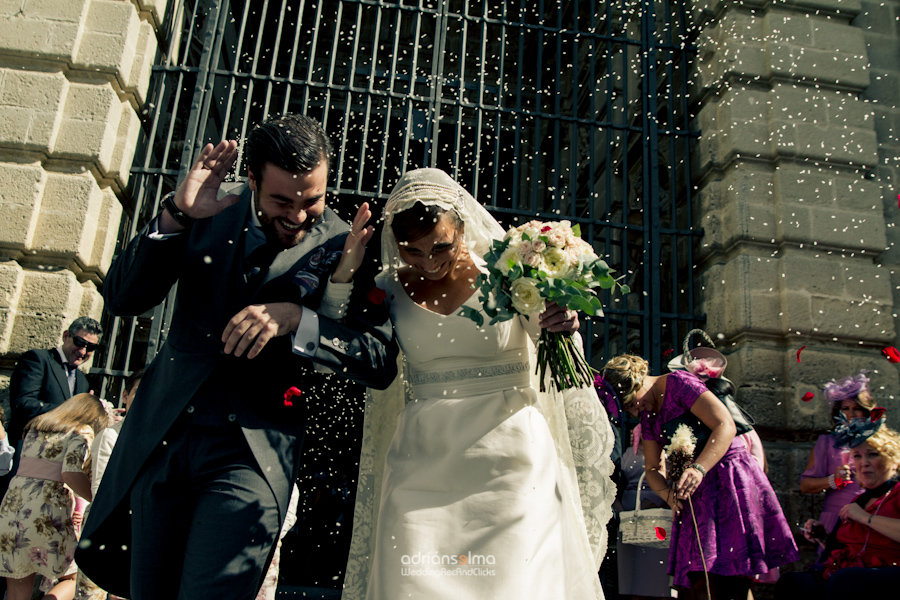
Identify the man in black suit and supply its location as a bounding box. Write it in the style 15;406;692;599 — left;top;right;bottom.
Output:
8;316;101;445
78;115;398;599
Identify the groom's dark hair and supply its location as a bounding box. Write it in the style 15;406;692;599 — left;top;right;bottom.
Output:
244;114;333;183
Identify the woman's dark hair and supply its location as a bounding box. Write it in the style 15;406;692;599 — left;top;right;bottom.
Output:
124;368;144;395
705;377;735;397
244;114;333;184
391;202;462;243
830;392;874;420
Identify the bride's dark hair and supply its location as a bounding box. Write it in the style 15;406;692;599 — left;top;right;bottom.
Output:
391;201;462;243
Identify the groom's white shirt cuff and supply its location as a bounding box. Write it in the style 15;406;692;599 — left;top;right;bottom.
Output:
147;216;326;356
292;310;320;357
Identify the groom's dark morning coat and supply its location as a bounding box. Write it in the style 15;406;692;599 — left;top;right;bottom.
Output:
77;184;398;593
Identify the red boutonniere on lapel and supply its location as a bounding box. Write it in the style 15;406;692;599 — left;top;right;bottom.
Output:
367;287;387;305
283;386;302;407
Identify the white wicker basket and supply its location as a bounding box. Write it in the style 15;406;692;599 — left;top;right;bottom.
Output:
619;472;672;549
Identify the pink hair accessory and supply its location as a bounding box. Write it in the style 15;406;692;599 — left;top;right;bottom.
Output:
686;358;724;379
631;423;642;454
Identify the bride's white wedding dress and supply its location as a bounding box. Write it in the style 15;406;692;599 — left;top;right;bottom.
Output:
342;271;615;599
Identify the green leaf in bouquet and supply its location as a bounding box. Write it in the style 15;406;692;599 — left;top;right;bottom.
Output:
508;262;523;280
620;284;631;294
521;231;531;241
572;223;581;238
458;305;485;327
598;277;616;289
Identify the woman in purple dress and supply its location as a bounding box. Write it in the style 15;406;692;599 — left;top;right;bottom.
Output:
602;355;798;600
799;370;872;539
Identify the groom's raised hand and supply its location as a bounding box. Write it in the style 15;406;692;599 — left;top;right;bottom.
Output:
160;140;242;233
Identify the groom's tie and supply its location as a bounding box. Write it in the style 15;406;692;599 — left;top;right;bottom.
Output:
244;242;281;289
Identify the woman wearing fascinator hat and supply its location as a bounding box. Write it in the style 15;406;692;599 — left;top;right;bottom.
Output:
776;411;900;596
799;371;874;544
338;168;616;599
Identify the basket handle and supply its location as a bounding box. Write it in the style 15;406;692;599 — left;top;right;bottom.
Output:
635;470;648;515
682;328;717;364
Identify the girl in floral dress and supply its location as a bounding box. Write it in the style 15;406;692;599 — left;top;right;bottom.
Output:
0;393;110;600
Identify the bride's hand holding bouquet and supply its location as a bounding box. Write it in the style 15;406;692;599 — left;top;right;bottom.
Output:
460;219;628;392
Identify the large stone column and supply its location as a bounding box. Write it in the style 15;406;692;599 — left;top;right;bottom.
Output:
692;0;899;555
0;0;163;411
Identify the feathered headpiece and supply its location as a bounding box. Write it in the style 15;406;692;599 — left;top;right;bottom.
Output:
823;370;870;403
831;407;886;449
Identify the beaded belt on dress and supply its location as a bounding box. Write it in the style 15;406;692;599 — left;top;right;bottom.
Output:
407;360;531;398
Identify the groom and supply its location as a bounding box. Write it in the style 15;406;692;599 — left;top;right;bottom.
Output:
78;115;398;599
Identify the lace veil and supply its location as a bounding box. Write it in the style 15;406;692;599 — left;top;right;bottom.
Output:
342;169;616;599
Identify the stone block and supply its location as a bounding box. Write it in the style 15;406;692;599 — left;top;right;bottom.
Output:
810;296;894;342
0;14;82;60
78;280;103;324
842;261;893;304
804;205;886;251
0;162;45;249
54;83;122;172
771;45;870;89
861;70;900;106
810;17;868;54
783;290;815;334
781;252;843;295
784;120;878;166
108;104;141;187
128;19;158;103
0;69;68;151
74;0;140;82
764;11;813;46
0;261;24;353
136;0;167;24
31;172;104;263
87;188;123;275
8;269;83;354
736;384;792;429
720;342;786;388
852;1;896;35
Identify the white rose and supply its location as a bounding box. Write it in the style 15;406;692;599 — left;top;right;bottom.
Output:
517;240;534;255
509;277;545;315
494;245;520;275
542;246;574;278
532;239;547;253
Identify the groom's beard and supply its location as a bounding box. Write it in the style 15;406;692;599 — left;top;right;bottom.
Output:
254;200;316;249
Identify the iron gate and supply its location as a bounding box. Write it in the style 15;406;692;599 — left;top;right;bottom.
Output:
93;0;704;410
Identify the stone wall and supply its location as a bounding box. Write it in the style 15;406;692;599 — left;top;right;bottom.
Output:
0;0;162;414
692;0;900;579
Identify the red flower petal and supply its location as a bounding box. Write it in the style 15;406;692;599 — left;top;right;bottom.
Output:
655;527;667;540
883;347;900;363
802;391;815;402
796;345;807;362
897;194;899;210
870;407;886;422
663;348;675;357
283;386;302;407
541;225;552;232
367;287;387;305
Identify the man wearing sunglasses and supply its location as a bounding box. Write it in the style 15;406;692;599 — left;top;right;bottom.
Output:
7;316;102;446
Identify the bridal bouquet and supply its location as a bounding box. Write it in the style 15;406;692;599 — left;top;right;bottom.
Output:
460;219;628;392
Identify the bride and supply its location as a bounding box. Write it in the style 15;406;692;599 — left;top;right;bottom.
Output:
338;168;615;599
